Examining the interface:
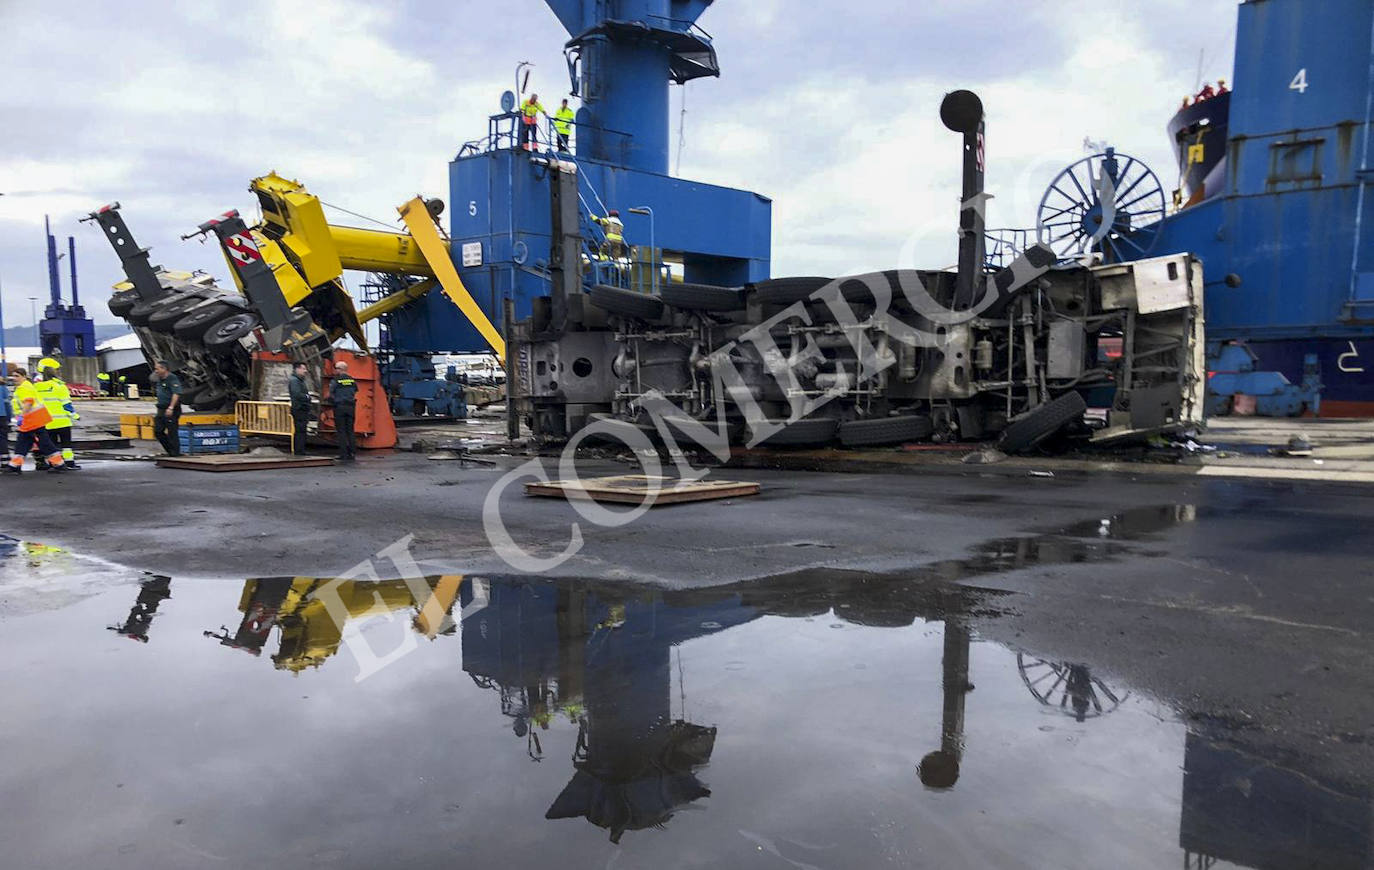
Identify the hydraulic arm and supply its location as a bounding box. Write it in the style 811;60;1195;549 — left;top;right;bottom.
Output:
237;172;504;360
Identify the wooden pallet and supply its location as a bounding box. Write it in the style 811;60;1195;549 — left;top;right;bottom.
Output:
524;474;760;506
155;454;335;472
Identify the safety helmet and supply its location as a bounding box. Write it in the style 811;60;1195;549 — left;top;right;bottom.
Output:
608;209;620;217
38;357;60;372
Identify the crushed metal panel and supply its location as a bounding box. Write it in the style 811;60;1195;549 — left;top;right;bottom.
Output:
1133;256;1195;313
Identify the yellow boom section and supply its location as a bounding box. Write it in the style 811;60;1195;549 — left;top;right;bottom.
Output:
247;173;503;360
397;196;506;361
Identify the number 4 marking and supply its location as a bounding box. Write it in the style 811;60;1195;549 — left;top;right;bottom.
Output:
1290;68;1309;93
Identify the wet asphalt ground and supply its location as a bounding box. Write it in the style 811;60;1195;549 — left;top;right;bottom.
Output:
2;453;1373;868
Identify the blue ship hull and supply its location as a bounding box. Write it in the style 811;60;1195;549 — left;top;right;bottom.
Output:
1137;0;1374;415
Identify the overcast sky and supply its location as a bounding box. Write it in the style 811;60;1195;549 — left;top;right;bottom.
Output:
0;0;1235;327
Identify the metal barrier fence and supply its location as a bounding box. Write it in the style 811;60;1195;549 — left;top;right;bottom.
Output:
235;401;294;437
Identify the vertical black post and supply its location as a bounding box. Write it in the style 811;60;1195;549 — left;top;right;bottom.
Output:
45;215;62;307
504;296;520;441
940;90;986;311
68;236;80;307
547;163;580;334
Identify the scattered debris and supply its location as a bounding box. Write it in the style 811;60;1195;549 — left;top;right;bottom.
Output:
962;447;1008;465
1276;435;1314;457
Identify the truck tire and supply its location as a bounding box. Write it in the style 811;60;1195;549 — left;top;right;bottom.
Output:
750;416;838;446
126;294;182;327
838;414;934;447
750;276;834;305
108;290;139;318
588;285;664;321
660;282;745;312
189;387;232;412
172;304;235;340
203;312;262;354
998;392;1088;454
147;295;210;333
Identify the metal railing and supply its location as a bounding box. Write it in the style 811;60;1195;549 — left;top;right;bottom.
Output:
984;228;1032;270
457;112;634;163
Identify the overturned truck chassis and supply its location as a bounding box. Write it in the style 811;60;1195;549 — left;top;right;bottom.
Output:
509;92;1204;452
510;255;1205;451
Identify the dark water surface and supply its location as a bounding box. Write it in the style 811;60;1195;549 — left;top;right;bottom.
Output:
0;521;1367;870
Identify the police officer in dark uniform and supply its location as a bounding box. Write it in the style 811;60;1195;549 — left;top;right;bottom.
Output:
288;362;312;456
152;360;183;457
328;359;358;461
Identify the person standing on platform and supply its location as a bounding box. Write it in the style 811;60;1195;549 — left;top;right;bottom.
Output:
288;362;313;456
554;98;575;152
328;360;358;462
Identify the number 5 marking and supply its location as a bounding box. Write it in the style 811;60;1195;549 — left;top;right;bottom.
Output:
469;200;477;217
1338;340;1364;373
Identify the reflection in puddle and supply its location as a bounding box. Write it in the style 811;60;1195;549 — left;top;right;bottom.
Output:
1018;656;1127;721
2;505;1365;868
107;576;172;643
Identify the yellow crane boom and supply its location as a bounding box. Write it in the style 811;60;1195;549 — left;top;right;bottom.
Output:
238;172;504;360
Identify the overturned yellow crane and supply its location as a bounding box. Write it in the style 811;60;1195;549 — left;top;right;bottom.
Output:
233;172;504;361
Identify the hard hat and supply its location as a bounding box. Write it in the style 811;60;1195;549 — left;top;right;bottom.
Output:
608;209;620;217
38;357;60;372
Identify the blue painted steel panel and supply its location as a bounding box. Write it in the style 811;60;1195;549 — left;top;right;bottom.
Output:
434;145;771;353
1127;0;1374;408
1230;0;1372;139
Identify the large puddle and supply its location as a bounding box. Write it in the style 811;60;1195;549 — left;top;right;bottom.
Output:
1;513;1368;869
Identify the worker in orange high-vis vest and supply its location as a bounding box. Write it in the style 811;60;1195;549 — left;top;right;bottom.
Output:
5;368;66;474
520;94;546;152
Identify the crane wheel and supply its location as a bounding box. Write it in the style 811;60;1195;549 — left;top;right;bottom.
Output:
147;296;212;333
108;291;139;318
172;304;235;340
203;313;262;354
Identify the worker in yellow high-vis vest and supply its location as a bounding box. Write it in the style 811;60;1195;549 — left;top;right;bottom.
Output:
34;357;80;470
6;368;66;474
520;94;546;152
554;99;575;152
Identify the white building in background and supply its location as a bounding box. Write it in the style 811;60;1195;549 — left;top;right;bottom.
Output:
96;333;145;375
1;347;42;371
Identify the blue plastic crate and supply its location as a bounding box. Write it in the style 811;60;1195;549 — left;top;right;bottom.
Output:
178;425;241;455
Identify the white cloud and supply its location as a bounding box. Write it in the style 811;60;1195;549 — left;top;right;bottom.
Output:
0;0;1236;322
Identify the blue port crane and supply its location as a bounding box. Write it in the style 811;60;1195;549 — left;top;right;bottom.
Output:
381;0;771;355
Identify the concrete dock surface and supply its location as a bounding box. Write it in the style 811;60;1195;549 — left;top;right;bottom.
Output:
2;398;1374;868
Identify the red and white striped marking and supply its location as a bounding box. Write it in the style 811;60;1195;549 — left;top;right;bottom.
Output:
224;232;262;267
